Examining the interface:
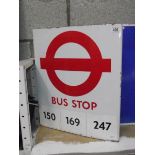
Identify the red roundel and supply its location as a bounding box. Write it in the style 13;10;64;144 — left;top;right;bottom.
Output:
40;31;111;96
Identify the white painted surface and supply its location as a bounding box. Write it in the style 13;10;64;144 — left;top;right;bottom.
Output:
19;58;34;69
19;59;34;151
33;25;122;141
31;137;135;155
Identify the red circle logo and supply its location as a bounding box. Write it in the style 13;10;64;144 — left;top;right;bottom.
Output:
40;31;111;96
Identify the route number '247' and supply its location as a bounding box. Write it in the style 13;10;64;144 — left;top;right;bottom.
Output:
94;121;111;130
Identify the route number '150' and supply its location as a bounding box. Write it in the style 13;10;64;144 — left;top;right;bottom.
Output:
43;112;56;121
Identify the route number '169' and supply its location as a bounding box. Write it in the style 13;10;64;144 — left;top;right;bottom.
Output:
66;117;80;126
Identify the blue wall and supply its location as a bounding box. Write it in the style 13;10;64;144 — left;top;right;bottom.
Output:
120;26;135;123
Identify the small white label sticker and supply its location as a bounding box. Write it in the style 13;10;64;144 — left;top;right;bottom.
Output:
39;105;61;130
87;114;119;141
60;110;86;136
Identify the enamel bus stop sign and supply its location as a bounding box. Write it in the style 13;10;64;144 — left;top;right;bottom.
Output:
33;25;122;141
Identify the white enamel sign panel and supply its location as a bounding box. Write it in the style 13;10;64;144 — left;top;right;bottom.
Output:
33;25;122;141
